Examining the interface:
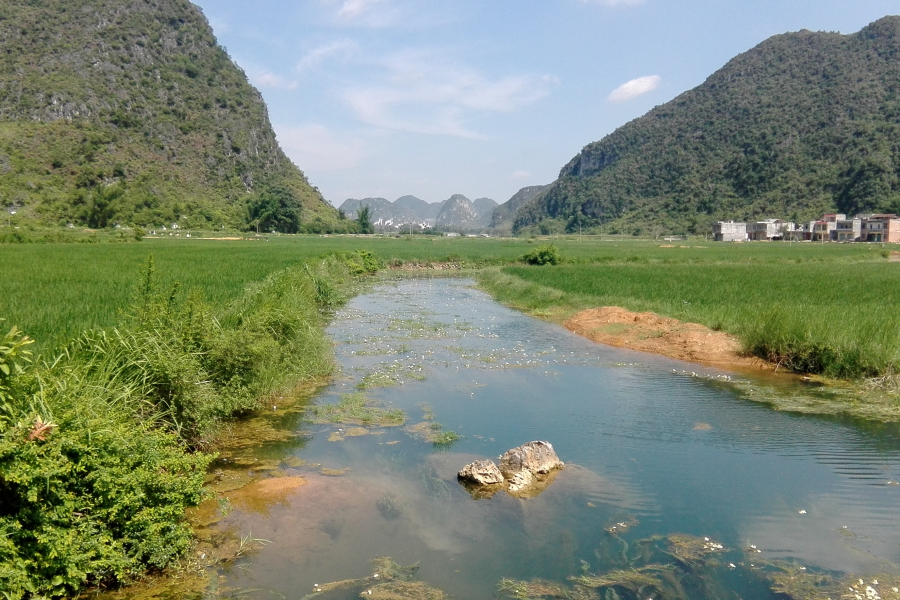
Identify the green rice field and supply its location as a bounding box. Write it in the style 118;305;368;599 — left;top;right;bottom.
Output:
2;234;897;378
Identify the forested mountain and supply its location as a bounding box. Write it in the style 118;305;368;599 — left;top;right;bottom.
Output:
0;0;336;231
490;184;550;234
515;16;900;235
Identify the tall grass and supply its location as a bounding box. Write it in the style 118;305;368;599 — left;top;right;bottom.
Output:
483;261;900;379
0;252;368;598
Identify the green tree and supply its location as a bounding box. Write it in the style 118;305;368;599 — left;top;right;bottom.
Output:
246;185;302;233
356;205;374;234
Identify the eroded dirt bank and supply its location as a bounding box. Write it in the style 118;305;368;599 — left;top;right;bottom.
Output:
564;306;774;373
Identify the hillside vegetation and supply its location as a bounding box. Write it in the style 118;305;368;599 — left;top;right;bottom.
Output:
0;0;338;231
515;16;900;235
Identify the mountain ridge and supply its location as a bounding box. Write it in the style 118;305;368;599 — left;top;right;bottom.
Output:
515;16;900;235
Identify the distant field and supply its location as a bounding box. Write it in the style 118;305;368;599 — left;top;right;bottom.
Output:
1;234;893;359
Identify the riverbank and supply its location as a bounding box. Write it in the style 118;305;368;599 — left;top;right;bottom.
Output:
475;267;900;422
0;252;380;599
564;306;774;373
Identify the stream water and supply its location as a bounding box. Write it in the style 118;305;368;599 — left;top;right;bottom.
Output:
211;278;900;600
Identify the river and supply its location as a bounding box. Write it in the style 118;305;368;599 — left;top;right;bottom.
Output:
208;277;900;599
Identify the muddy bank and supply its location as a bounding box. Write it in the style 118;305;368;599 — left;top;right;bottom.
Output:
564;306;774;373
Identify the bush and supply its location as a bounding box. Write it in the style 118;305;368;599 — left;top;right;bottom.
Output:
522;244;561;266
0;252;379;597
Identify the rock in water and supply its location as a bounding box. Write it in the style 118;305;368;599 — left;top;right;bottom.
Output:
499;441;563;478
457;459;504;485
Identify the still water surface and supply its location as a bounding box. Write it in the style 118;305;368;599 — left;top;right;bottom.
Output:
218;278;900;599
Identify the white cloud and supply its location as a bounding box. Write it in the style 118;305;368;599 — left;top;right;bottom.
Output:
342;51;557;138
239;60;299;90
296;40;358;74
324;0;400;27
511;170;532;179
608;75;661;102
337;0;383;18
276;124;367;172
253;70;299;90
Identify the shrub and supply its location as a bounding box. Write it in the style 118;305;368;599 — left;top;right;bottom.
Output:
522;244;561;266
0;252;378;597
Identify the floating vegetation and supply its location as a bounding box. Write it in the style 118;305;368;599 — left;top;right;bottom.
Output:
497;578;570;599
349;343;412;357
387;317;453;339
309;393;406;426
364;581;445;600
357;362;428;389
756;559;900;600
604;517;639;534
400;405;463;448
403;421;463;449
329;426;372;442
666;534;726;564
302;557;430;600
319;467;351;476
570;567;663;590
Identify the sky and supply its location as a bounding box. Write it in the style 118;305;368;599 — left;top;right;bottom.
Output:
193;0;900;206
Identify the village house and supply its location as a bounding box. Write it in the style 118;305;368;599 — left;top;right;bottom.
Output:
834;217;861;241
860;214;900;243
713;221;748;242
747;219;795;241
715;212;899;243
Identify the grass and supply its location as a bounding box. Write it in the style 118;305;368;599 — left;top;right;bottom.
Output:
0;252;369;598
479;253;900;380
1;234;888;350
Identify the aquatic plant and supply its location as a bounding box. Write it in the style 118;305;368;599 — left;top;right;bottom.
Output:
431;430;463;448
302;557;427;599
570;568;662;590
310;392;406;426
497;577;569;599
357;362;428;390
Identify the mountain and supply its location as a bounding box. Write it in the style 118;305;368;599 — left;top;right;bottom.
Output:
490;185;550;233
394;195;437;218
339;197;396;223
515;16;900;235
0;0;335;231
472;197;499;226
338;195;455;229
435;194;479;230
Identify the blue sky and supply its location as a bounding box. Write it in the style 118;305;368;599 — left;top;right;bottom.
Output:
194;0;899;206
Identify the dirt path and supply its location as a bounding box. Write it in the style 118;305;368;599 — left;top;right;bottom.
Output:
564;307;773;372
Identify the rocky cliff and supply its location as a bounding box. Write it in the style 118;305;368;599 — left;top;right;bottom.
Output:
0;0;334;230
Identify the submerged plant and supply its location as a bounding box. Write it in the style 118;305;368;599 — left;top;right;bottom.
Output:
310;392;406;426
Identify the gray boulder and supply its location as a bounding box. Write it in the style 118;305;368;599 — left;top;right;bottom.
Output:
457;459;504;485
499;441;563;478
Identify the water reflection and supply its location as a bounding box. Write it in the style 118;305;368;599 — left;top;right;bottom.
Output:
215;278;900;599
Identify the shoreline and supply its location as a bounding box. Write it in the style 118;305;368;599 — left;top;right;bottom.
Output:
563;306;776;375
